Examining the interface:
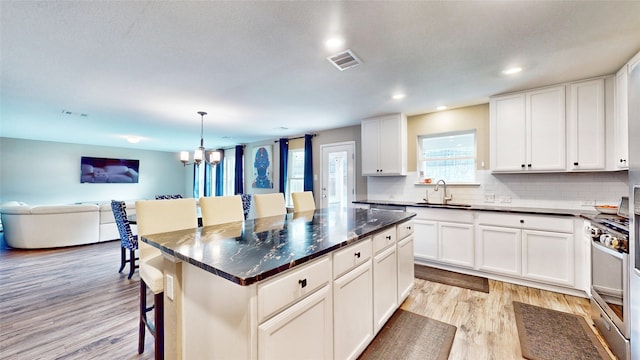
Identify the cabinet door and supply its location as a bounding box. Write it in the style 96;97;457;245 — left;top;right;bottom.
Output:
615;65;629;169
334;261;373;360
567;79;605;170
439;222;474;268
413;219;438;261
490;93;527;171
522;230;574;287
476;225;522;276
258;285;333;360
373;245;398;334
378;116;403;174
361;119;381;175
397;235;414;304
527;86;566;171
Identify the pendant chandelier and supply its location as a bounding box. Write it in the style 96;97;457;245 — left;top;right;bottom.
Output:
180;111;221;166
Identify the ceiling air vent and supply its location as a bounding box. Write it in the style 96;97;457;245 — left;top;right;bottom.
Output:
327;49;362;71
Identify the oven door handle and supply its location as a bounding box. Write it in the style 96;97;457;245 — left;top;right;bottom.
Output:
591;240;624;259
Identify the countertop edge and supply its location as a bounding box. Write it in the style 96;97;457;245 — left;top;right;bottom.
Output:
354;200;595;217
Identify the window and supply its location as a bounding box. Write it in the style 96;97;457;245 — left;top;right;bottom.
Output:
418;130;476;183
286;149;305;207
223;150;235;196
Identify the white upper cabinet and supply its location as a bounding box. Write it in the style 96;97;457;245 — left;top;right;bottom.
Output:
615;65;629;169
567;78;606;171
490;85;566;172
612;50;640;170
361;113;407;176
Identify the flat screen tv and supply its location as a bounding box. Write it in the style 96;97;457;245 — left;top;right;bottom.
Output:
80;156;140;183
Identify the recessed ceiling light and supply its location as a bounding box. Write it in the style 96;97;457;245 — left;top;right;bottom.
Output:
392;93;405;100
127;136;140;144
436;105;447;111
502;67;522;75
325;37;344;49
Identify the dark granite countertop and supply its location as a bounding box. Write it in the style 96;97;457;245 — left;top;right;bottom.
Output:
141;207;415;286
353;200;597;217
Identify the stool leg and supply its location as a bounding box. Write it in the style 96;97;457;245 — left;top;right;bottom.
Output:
154;292;164;360
119;247;126;273
138;281;146;354
128;249;136;279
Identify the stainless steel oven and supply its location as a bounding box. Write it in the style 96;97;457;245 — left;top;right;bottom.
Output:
586;197;630;360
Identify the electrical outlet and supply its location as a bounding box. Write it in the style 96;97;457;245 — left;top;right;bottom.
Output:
580;200;596;206
484;193;495;203
166;274;174;301
499;196;511;203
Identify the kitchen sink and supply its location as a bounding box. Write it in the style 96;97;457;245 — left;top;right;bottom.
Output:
414;202;472;208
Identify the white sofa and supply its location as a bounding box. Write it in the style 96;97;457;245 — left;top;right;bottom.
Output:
0;201;137;249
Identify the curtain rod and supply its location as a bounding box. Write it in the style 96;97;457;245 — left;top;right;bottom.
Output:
214;144;245;151
274;133;317;143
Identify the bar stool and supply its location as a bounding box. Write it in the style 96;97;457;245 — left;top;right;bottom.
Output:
111;200;138;279
135;198;198;359
253;193;287;218
200;195;245;227
291;191;316;212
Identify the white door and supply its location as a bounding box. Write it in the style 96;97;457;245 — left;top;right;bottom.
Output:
320;142;355;210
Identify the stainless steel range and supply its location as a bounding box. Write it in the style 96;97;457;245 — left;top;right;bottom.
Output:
586;197;630;360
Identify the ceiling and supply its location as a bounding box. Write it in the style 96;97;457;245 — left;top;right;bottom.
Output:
2;1;640;153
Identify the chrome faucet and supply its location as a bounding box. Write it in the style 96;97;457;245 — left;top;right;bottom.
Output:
434;179;452;205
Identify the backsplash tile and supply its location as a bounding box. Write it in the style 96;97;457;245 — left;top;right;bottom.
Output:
367;170;629;210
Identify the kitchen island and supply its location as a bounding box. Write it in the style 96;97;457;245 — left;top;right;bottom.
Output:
142;207;415;360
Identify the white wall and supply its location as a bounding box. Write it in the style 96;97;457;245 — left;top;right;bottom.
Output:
0;137;187;204
367;170;629;210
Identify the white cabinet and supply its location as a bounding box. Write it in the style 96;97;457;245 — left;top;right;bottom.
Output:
258;285;333;360
614;50;640;169
439;222;475;268
412;208;474;269
334;261;373;360
490;85;566;172
396;220;415;304
475;213;575;287
413;219;438;261
522;229;574;286
373;245;397;334
361;113;407;176
332;239;373;360
567;78;605;171
476;225;522;277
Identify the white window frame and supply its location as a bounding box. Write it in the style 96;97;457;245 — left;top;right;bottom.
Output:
286;148;305;207
418;130;477;183
223;149;235;196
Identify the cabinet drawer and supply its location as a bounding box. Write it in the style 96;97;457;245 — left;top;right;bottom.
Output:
258;256;331;323
333;238;372;279
476;213;573;233
373;227;397;254
396;220;414;240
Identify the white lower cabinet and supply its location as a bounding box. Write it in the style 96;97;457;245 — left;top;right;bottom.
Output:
439;222;474;268
373;245;397;334
258;285;333;360
475;213;576;288
413;219;438;261
476;225;522;276
522;230;574;286
412;209;474;268
397;235;414;303
333;261;373;360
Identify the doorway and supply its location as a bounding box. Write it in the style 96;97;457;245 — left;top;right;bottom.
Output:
320;141;356;210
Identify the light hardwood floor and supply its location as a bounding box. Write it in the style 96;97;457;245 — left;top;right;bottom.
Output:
0;241;615;359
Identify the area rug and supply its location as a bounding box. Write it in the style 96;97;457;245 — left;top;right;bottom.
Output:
513;301;610;360
414;264;490;293
358;309;456;360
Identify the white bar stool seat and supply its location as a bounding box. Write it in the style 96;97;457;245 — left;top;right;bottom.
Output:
291;191;316;212
253;193;287;218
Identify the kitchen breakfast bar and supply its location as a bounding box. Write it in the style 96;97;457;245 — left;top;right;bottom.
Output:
142;207;416;359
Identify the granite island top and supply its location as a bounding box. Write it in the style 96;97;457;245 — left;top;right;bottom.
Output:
353;199;598;217
141;207;415;286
